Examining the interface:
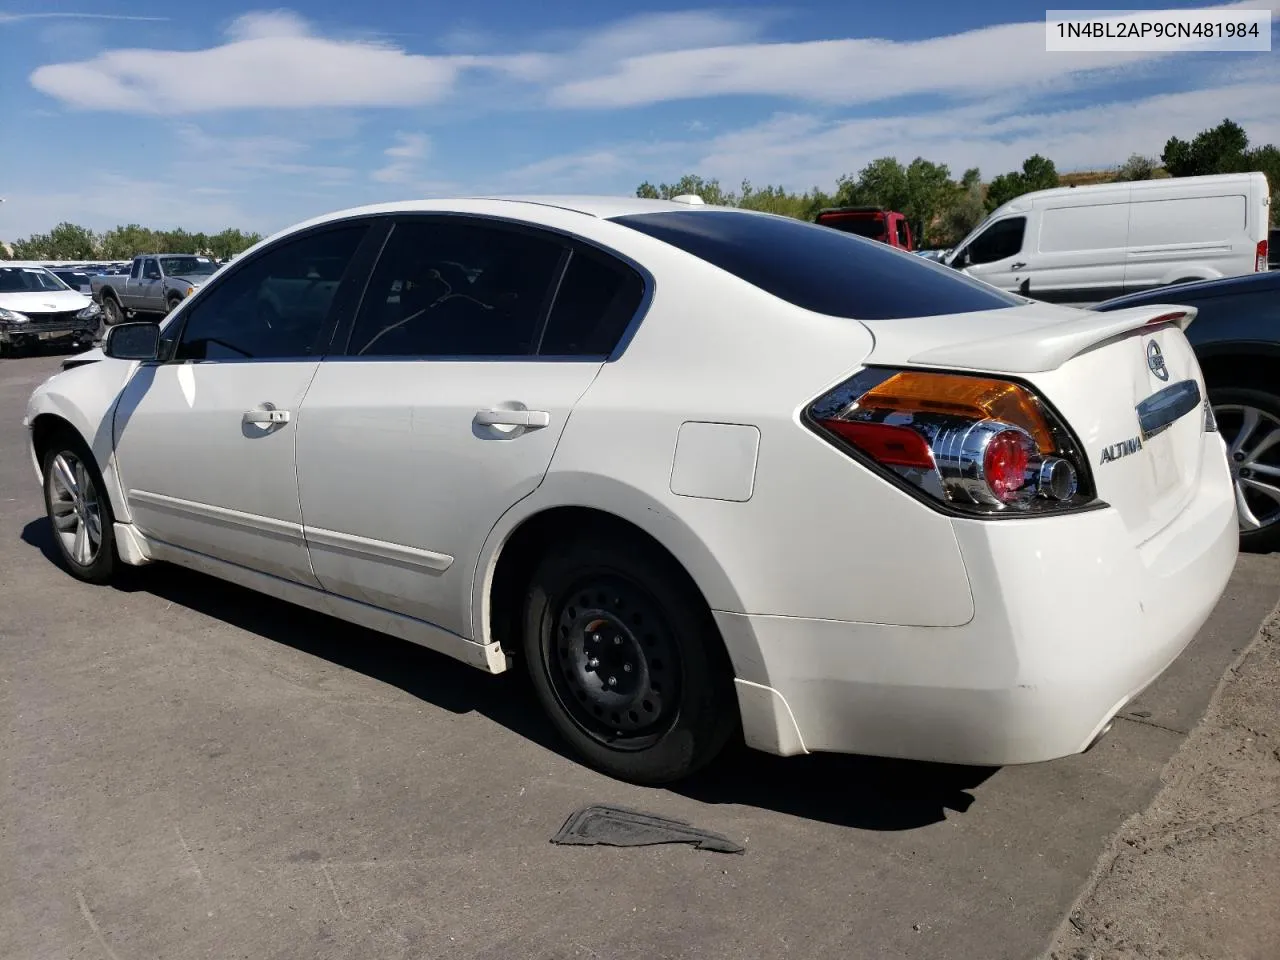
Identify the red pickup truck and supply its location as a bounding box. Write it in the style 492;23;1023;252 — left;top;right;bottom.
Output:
813;207;914;251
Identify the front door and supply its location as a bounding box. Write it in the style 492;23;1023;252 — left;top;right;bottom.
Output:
294;217;645;639
956;216;1028;293
113;222;371;584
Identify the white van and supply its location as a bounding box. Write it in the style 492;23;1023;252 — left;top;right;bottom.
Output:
945;172;1270;304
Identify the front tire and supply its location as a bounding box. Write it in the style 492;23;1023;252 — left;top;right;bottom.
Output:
522;534;737;784
166;295;183;315
101;296;123;326
42;434;116;583
1211;385;1280;554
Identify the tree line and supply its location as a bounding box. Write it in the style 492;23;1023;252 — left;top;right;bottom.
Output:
637;118;1280;249
4;222;263;262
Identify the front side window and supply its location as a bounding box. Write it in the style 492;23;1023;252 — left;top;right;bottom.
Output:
143;259;161;280
964;217;1026;265
173;225;366;361
613;210;1022;321
345;219;565;358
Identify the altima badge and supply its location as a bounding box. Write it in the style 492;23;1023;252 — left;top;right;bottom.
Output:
1099;436;1143;464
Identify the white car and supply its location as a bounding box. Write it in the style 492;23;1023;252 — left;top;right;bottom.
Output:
0;262;102;356
24;197;1238;783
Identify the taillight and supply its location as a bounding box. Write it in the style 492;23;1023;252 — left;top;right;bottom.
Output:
1258;239;1269;272
807;368;1096;516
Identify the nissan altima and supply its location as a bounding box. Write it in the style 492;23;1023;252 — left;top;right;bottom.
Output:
25;197;1238;783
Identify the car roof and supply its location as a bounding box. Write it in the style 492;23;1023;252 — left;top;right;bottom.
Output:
285;195;730;233
1093;271;1280;310
0;261;57;269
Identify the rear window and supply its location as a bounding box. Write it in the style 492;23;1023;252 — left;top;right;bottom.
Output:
612;210;1023;320
818;216;885;240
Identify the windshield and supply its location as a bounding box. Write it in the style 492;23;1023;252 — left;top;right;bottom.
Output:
54;271;91;286
0;266;71;293
159;256;218;277
611;210;1023;320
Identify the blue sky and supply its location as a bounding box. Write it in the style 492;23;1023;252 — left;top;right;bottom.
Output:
1;0;1277;241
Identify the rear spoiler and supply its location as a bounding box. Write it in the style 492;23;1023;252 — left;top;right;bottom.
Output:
907;305;1197;374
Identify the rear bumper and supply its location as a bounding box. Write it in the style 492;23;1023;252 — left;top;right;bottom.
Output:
723;434;1238;765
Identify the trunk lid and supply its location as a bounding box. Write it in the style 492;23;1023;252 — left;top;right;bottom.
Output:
860;303;1212;544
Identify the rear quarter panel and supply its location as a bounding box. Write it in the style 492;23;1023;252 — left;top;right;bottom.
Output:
472;238;977;658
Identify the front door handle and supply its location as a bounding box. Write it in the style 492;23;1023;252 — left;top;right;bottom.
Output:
474;409;550;428
1011;261;1027;270
243;408;292;425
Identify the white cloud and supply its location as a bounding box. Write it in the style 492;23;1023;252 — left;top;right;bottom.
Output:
28;11;531;113
173;124;354;182
372;132;430;184
0;11;166;23
484;78;1280;197
549;0;1280;108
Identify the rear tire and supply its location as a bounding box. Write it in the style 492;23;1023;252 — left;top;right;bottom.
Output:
41;433;117;583
1210;385;1280;554
522;534;737;784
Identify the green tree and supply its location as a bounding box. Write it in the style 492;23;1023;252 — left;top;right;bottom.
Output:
902;158;954;247
633;174;737;205
12;222;99;259
985;155;1060;211
1114;154;1157;182
835;157;909;211
1162;119;1250;177
935;170;987;249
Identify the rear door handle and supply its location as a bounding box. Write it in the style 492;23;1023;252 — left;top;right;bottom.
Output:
474;409;550;428
243;408;292;425
1011;261;1027;270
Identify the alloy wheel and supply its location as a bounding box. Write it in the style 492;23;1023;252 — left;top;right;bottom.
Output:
1217;403;1280;533
47;451;104;567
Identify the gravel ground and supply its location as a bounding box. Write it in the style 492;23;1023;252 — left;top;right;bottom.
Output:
1048;603;1280;960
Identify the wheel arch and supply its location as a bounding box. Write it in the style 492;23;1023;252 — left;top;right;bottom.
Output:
474;480;751;676
27;377;133;522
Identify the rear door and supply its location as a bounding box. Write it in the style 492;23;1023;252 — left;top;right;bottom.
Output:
294;216;645;639
1124;189;1250;292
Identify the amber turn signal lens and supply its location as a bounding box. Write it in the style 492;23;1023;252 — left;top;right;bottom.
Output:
854;371;1056;451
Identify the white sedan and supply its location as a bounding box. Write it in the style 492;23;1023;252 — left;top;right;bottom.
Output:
0;262;102;356
25;197;1238;783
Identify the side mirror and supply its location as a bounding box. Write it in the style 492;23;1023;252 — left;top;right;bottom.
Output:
104;322;161;361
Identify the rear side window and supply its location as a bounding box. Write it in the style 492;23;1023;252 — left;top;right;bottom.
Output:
613;210;1022;320
818;215;885;240
539;248;644;356
345;219;565;358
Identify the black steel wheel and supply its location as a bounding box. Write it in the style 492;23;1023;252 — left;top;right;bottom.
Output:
523;533;737;784
546;574;682;749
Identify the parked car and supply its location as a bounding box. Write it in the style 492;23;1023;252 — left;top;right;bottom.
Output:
1094;271;1280;551
50;269;94;294
913;249;948;261
90;253;219;324
26;198;1236;783
814;206;915;250
0;262;101;356
945;172;1271;304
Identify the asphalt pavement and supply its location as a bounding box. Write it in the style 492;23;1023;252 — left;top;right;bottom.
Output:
2;352;1277;960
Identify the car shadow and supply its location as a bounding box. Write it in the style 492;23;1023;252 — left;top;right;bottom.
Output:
21;516;996;831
